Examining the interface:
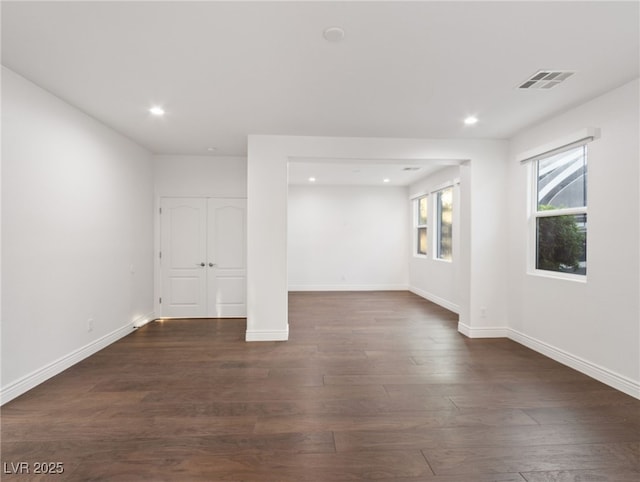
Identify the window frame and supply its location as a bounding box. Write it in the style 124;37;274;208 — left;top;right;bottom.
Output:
434;185;454;262
413;194;428;258
529;144;588;281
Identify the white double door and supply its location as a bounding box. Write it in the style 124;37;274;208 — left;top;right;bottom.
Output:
160;197;246;318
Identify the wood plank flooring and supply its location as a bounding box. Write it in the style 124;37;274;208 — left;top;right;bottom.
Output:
2;291;638;481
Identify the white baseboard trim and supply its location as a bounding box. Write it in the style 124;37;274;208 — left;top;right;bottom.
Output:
132;311;156;329
408;286;460;314
0;322;135;405
246;327;289;342
458;322;510;338
288;284;409;292
509;329;640;400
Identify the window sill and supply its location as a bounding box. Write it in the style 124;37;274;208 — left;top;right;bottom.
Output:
527;269;587;283
434;257;453;264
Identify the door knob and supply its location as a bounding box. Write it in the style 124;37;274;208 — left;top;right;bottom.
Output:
208;263;217;267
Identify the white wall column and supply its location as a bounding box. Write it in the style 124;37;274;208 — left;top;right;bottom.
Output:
246;139;290;341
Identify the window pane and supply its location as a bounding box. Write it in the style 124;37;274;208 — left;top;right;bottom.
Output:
536;214;587;275
437;187;453;260
418;196;427;225
537;145;587;210
417;227;427;255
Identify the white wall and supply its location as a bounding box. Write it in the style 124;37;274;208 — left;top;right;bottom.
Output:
288;184;409;291
153;155;247;198
408;166;461;313
1;67;154;403
247;135;509;342
507;78;640;397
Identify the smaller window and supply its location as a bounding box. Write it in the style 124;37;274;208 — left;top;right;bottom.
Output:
533;145;587;276
436;187;453;261
415;195;428;256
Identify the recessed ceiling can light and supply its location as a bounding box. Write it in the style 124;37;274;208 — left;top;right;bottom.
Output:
308;177;316;182
207;147;217;152
464;116;478;125
149;106;165;116
383;178;391;183
323;26;345;42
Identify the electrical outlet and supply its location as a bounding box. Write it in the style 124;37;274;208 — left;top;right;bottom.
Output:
480;307;487;319
87;318;94;332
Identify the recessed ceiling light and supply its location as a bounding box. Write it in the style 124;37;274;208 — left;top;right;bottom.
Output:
207;147;217;152
149;106;165;116
308;177;316;182
383;178;391;183
323;26;345;42
464;116;478;125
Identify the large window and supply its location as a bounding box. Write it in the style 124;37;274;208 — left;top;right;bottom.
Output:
533;144;587;276
415;195;428;256
436;187;453;261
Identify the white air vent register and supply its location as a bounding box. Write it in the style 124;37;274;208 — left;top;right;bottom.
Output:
518;70;575;89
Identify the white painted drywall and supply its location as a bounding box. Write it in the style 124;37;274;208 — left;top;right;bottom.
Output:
1;67;154;403
507;78;640;396
153;155;247;198
288;184;409;291
247;135;509;341
408;166;461;313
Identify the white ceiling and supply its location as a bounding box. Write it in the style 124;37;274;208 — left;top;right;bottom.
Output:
2;1;638;185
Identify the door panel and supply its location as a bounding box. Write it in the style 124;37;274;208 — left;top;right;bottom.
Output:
214;206;245;269
207;199;247;317
217;277;245;303
169;277;202;305
160;198;207;317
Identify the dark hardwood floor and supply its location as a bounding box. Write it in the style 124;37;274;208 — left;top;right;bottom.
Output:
2;291;638;481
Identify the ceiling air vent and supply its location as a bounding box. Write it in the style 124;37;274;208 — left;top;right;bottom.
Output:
518;70;575;90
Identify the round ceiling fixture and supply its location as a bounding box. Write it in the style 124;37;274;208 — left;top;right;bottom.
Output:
323;26;345;42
